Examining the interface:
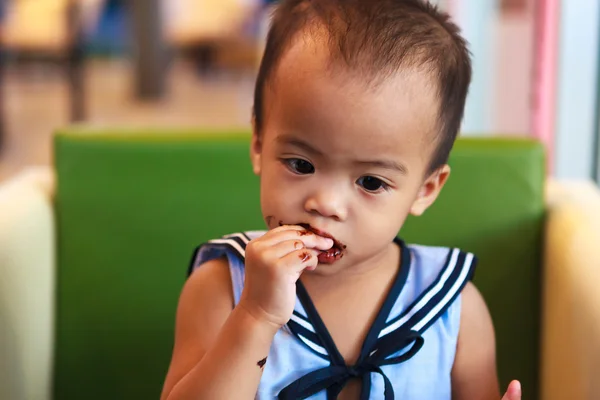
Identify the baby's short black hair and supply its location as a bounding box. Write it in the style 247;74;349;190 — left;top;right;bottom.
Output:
253;0;472;173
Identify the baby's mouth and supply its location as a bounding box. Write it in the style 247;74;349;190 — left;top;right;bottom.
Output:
298;223;346;264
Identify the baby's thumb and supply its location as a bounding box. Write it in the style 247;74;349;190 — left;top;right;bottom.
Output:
501;380;521;400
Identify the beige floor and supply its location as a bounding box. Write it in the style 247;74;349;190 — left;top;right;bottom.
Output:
0;58;257;181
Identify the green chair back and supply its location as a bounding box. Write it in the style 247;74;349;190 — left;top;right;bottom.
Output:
54;129;544;399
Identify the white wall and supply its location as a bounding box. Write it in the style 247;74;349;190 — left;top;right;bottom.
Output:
452;0;497;135
554;0;600;179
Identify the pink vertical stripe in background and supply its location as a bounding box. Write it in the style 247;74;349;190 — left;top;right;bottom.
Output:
531;0;560;173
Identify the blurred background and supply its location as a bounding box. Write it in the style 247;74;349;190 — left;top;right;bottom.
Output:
0;0;598;182
2;2;600;400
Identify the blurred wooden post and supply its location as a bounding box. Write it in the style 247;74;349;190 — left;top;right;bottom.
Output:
0;40;4;150
0;0;5;148
66;0;86;122
130;0;166;100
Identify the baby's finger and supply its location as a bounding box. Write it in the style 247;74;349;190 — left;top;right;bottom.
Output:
264;239;307;259
279;248;320;272
259;225;308;245
266;224;306;234
297;232;334;251
261;226;333;250
501;381;521;400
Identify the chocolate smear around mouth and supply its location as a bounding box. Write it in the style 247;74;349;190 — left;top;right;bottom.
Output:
297;223;346;263
276;221;346;263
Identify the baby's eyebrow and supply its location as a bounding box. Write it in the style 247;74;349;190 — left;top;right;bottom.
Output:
275;134;323;156
355;159;408;175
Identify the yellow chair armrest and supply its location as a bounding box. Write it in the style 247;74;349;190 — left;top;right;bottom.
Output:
542;180;600;400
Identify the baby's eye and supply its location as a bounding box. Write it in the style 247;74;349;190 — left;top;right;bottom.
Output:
285;158;315;175
357;176;388;193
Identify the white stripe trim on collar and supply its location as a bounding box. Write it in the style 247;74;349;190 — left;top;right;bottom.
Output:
208;238;246;257
298;334;328;356
413;252;474;331
224;232;251;244
378;248;461;338
290;313;316;333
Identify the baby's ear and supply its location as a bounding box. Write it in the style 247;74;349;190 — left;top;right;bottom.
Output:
409;165;451;216
250;117;262;175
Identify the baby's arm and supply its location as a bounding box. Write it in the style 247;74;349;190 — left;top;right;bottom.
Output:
451;283;522;400
161;226;333;399
160;258;277;400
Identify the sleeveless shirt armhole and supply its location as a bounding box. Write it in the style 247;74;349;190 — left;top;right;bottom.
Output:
466;253;477;282
186;236;249;305
448;252;478;365
411;249;478;334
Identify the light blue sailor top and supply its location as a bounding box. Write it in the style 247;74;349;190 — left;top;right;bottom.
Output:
188;231;477;400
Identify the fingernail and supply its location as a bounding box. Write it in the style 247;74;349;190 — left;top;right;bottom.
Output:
299;252;311;262
511;381;521;395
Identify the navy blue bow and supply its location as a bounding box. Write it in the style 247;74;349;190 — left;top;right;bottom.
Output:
278;329;424;400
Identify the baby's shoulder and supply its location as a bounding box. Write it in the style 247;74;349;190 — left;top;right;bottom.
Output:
188;231;266;273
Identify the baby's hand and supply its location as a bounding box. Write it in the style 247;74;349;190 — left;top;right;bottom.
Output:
501;381;521;400
238;225;333;328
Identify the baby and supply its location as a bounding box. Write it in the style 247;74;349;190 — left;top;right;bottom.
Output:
161;0;521;399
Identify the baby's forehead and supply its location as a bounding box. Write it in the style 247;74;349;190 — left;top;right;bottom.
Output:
275;23;438;87
269;39;440;130
265;54;440;171
273;31;439;98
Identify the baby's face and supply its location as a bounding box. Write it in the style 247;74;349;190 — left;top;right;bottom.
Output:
251;36;448;272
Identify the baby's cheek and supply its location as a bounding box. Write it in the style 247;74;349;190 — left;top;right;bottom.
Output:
364;209;405;240
261;185;298;220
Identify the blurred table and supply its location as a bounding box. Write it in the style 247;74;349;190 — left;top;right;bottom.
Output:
0;30;4;151
0;0;87;143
